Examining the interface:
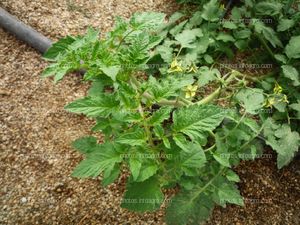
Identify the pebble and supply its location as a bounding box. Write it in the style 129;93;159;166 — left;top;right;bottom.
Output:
21;197;27;203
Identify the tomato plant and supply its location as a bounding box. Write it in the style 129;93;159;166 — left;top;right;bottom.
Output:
42;0;300;224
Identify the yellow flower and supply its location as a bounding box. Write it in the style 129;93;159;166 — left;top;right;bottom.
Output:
184;84;198;98
220;4;225;10
280;94;289;103
263;97;275;108
168;58;184;73
187;64;198;73
273;82;283;94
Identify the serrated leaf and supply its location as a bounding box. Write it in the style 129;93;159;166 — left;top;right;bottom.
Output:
235;88;265;114
201;0;222;22
135;161;159;182
254;21;282;48
222;21;238;30
216;33;235;42
72;136;97;154
43;36;75;60
213;152;231;167
175;28;203;48
172;104;225;141
130;12;166;31
217;183;244;206
274;54;287;64
263;119;300;169
197;66;219;87
153;125;164;138
277;19;295;32
285;35;300;59
289;101;300;119
173;133;190;152
255;2;282;16
121;177;163;212
163;137;171;149
148;107;172;125
65;94;119;117
72;143;122;178
166;191;214;225
129;158;142;181
180;143;206;175
225;170;240;182
101;65;120;81
281;65;300;86
102;163;120;186
116;128;146;146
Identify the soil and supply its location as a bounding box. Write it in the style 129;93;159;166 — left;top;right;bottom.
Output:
0;1;299;225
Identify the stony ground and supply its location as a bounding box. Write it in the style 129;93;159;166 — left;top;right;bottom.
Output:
0;1;299;225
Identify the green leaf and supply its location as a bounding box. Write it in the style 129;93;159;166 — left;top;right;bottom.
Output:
254;2;283;16
72;143;122;178
72;136;98;154
129;158;142;181
217;182;244;206
233;29;251;39
173;133;190;152
148;107;172;125
235;88;265;114
216;33;235;42
274;54;288;64
166;191;214;225
263;119;300;169
175;28;203;48
201;0;221;22
180;143;206;175
65;94;119;117
116;128;146;146
135;161;159;182
254;21;282;48
281;65;300;86
121;177;164;212
43;36;76;59
277;19;295;32
130;12;166;31
163;137;171;149
170;20;187;36
213;152;231;167
289;101;300;119
102;163;120;186
285;35;300;59
226;170;240;182
197;66;219;87
172;104;225;141
222;21;238;30
101;65;120;81
204;54;214;64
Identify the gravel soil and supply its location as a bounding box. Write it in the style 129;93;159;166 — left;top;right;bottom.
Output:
0;1;299;225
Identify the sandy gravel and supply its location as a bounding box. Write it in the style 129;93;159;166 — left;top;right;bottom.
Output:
0;1;299;225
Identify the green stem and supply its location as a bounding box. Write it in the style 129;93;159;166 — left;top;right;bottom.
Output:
255;33;275;60
138;104;154;146
190;168;225;203
195;87;222;105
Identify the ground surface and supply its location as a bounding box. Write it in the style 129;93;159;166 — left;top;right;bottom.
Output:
0;1;299;225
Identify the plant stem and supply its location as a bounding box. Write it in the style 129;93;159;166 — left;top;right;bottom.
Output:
190;168;225;203
138;104;154;146
195;87;222;105
255;33;275;60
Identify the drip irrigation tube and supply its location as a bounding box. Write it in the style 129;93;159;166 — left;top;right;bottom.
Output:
0;7;52;53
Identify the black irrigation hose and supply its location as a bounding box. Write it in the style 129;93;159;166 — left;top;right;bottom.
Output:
0;7;52;54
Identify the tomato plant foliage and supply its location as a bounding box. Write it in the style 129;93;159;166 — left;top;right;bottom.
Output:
43;0;300;224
